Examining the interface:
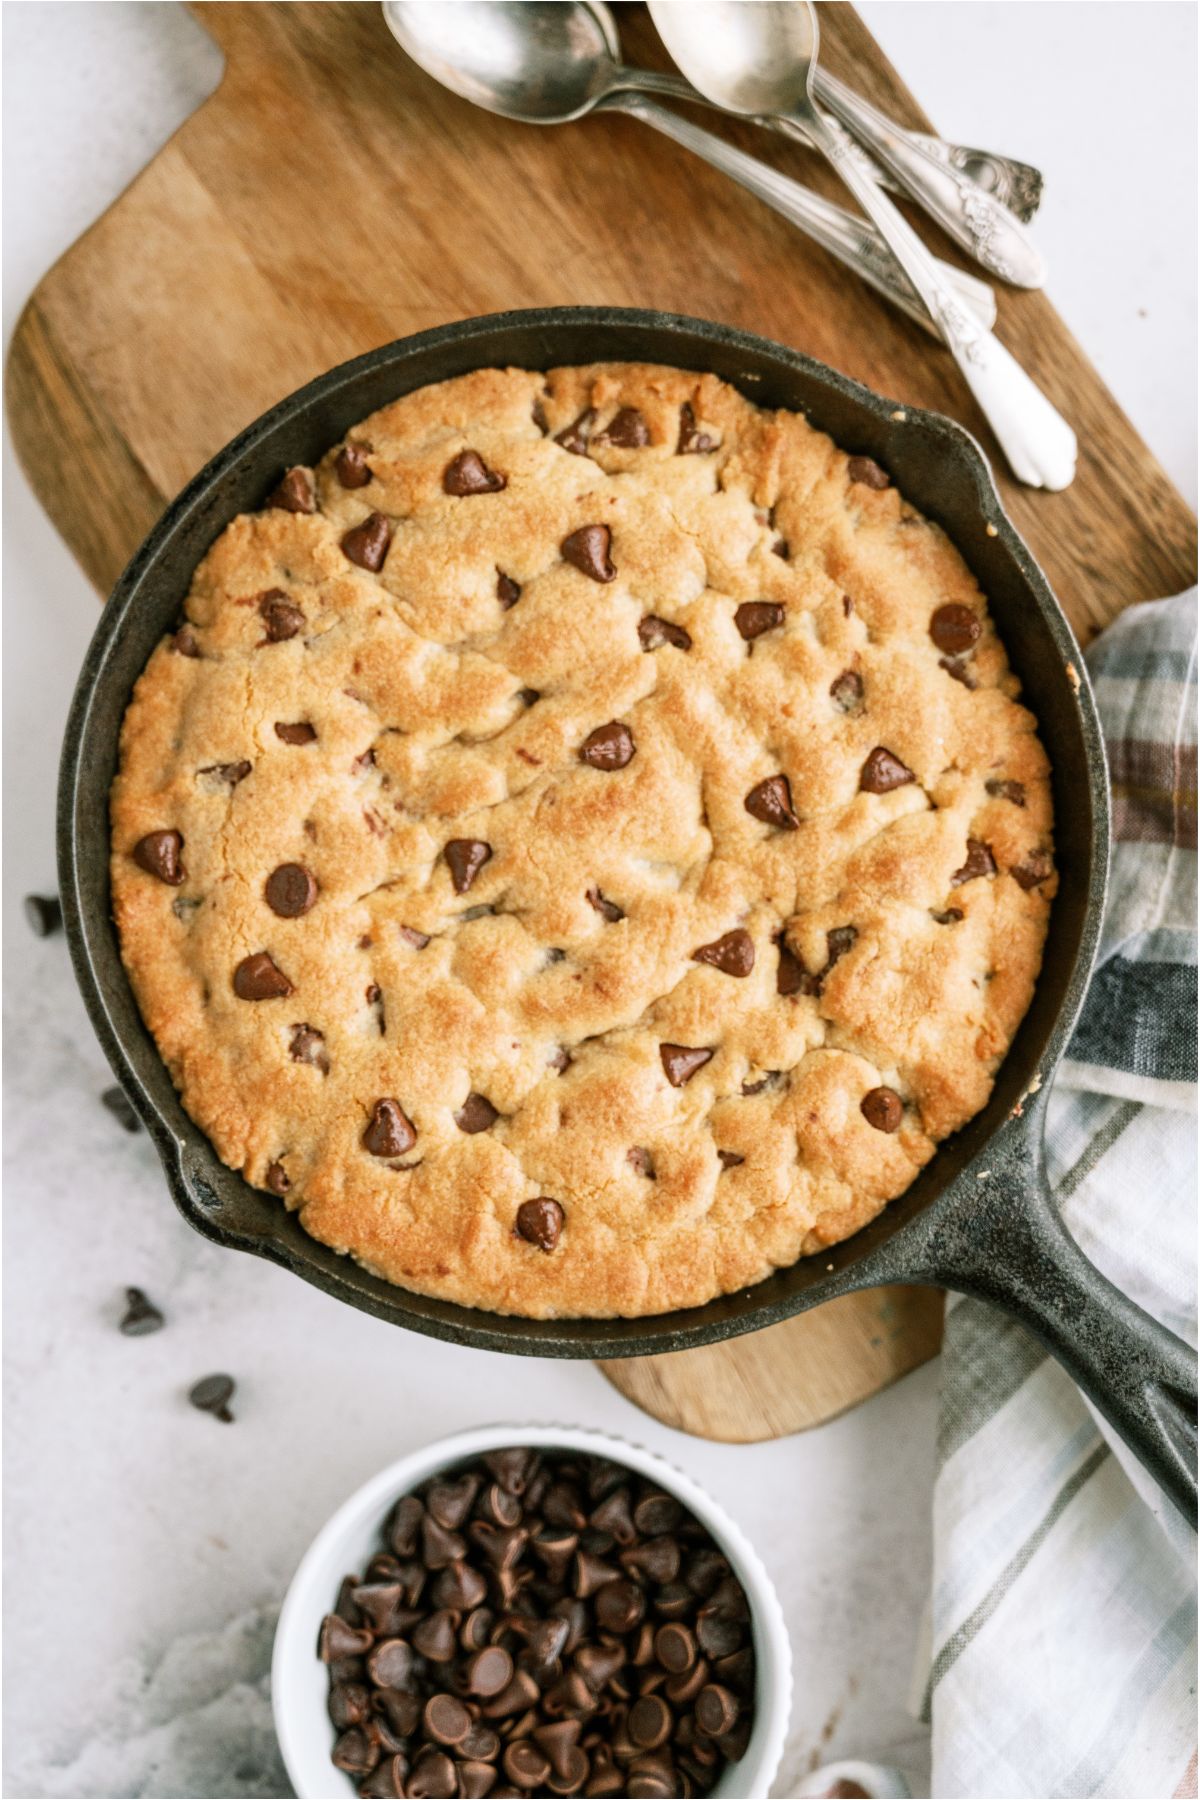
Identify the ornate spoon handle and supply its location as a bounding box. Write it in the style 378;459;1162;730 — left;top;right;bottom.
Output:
606;94;996;335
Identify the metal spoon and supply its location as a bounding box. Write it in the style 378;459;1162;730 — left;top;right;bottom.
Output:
381;0;995;334
648;0;1076;491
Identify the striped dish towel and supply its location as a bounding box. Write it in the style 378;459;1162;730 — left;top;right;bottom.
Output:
919;591;1198;1800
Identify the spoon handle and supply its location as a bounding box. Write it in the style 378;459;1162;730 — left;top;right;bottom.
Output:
608;95;995;335
795;108;1076;490
812;68;1046;289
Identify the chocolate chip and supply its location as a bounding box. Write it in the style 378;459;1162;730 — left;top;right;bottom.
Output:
275;720;317;744
290;1024;330;1072
744;774;799;830
363;1100;417;1157
265;1160;290;1194
336;442;373;489
734;602;784;641
101;1086;141;1133
717;1150;744;1169
596;407;650;448
172;624;201;656
825;926;858;971
265;862;318;918
516;1198;564;1251
986;778;1026;805
456;1093;499;1134
580;722;634;771
458;1763;499;1799
930;603;981;656
638;614;692;651
940;656;978;689
951;838;997;885
931;907;964;924
23;894;62;937
445;838;492;893
233;951;293;1000
861;1087;903;1132
1012;849;1053;890
400;926;431;949
188;1372;235;1421
321;1614;374;1661
677;402;715;454
497;572;522;608
559;520;620;591
468;1646;514;1696
659;1044;713;1087
407;1749;459;1797
268;465;316;512
627;1146;655;1178
119;1287;163;1335
692;929;755;977
444;449;506;496
772;538;790;560
342;512;392;571
258;589;305;642
504;1741;551;1789
133;830;185;885
654;1624;697;1674
555;408;596;456
860;747;914;793
830;669;864;714
425;1693;472;1745
695;1683;740;1738
778;941;817;997
586;886;624;922
847;455;889;489
200;758;253;786
741;1071;780;1096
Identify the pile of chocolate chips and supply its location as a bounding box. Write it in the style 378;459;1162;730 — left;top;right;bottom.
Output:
318;1447;756;1798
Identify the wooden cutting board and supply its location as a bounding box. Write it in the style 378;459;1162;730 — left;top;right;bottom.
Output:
8;1;1195;1442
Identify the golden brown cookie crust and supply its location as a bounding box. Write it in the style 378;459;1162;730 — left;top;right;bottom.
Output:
110;363;1055;1318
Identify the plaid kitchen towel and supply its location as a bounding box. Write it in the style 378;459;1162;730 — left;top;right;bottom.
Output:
921;591;1198;1800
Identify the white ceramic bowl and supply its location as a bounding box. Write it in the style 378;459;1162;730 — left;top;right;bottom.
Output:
273;1423;792;1799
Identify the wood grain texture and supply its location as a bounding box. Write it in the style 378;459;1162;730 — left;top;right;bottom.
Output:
5;1;1191;1442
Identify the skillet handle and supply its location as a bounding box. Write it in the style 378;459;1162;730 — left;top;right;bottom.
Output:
879;1089;1197;1526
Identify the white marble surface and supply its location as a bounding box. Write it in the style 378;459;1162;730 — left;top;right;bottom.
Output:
2;6;1194;1798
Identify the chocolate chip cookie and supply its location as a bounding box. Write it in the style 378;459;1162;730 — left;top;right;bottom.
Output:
110;363;1055;1318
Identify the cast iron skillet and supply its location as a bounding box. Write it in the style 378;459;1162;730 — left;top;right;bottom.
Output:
58;308;1197;1521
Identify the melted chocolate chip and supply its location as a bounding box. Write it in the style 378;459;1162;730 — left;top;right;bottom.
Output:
456;1093;499;1134
951;838;997;885
399;926;431;949
444;838;492;894
199;759;252;787
677;403;715;454
1012;849;1053;890
940;656;978;689
930;603;981;656
861;1087;903;1132
133;830;185;885
586;887;624;922
717;1150;744;1170
986;778;1026;806
847;455;889;490
638;615;692;651
275;721;317;744
444;450;506;496
744;775;799;830
259;590;305;642
830;669;864;714
516;1198;564;1251
860;747;914;793
341;512;392;571
364;1099;417;1157
734;602;784;641
496;571;521;608
596;407;650;448
561;524;615;583
172;624;201;657
691;929;755;977
266;862;318;917
580;722;635;771
233;951;293;1000
660;1044;713;1087
932;907;964;924
336;442;373;489
266;1161;290;1194
627;1146;655;1178
267;465;316;512
555;409;596;456
289;1024;330;1072
776;943;814;997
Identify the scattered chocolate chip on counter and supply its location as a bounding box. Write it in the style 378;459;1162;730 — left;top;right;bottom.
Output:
317;1447;756;1797
24;893;63;937
119;1287;164;1336
189;1373;236;1422
101;1085;142;1133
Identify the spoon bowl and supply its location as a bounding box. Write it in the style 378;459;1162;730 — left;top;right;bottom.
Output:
650;0;819;118
382;0;619;124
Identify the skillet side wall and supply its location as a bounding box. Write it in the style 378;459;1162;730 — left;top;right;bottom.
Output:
58;310;1108;1357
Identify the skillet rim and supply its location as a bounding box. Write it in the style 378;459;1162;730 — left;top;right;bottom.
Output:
56;305;1110;1357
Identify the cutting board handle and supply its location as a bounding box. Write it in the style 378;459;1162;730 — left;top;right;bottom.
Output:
878;1086;1198;1525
